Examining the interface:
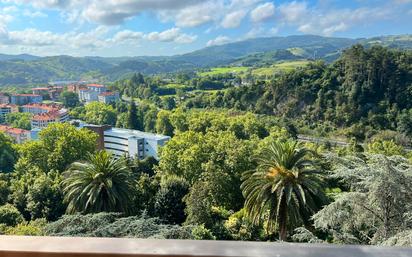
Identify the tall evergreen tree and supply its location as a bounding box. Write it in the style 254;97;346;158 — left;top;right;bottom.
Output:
127;101;141;130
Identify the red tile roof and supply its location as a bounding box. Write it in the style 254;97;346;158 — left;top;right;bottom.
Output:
0;125;29;135
12;94;41;97
87;84;105;88
0;104;17;108
99;92;118;96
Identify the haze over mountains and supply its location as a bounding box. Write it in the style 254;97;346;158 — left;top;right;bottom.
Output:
0;34;411;85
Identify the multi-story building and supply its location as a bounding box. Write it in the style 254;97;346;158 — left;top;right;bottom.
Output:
31;108;69;129
22;103;62;115
79;84;107;102
68;83;88;93
0;93;9;104
10;94;43;105
78;84;119;104
0;104;18;122
0;125;31;144
98;92;120;104
82;125;170;160
32;86;63;101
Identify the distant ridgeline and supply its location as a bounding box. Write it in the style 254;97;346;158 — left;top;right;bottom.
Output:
0;34;410;85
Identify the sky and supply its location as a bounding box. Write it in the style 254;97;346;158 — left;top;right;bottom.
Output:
0;0;410;57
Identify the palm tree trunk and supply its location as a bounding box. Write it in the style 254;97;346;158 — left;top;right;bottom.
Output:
279;198;288;241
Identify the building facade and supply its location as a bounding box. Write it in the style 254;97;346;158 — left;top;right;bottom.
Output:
0;93;9;104
0;125;31;144
31;108;69;129
98;92;120;104
82;125;170;160
22;103;62;115
0;104;18;122
11;94;43;105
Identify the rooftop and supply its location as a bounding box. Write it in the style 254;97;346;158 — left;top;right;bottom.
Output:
99;91;119;96
87;83;105;88
0;125;29;135
107;127;170;141
32;108;67;121
0;104;17;108
12;94;41;97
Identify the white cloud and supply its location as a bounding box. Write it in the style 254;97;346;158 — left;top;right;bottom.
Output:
277;1;394;36
250;2;275;23
221;10;247;28
146;27;196;44
2;5;18;12
82;0;205;25
112;30;143;43
23;9;47;18
0;25;196;56
278;1;307;23
206;35;231;46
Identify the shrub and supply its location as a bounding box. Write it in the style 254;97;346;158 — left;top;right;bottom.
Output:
0;204;24;226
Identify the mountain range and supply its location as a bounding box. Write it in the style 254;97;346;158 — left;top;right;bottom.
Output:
0;34;411;85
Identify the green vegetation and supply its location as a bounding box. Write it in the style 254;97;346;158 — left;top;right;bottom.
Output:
63;151;135;214
0;43;411;247
5;113;32;130
198;67;249;77
251;60;310;76
242;140;327;241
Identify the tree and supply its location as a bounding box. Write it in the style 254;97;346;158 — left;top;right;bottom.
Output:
60;91;79;108
155;110;174;136
367;140;405;157
84;102;117;125
0;204;24;226
158;131;254;211
5;112;31;130
241;140;327;241
127;101;142;130
63;151;135;214
154;177;189;224
313;154;412;244
16;123;97;173
0;132;17;173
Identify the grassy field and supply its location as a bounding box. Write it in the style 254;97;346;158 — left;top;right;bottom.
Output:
252;60;311;77
198;67;249;77
161;83;190;89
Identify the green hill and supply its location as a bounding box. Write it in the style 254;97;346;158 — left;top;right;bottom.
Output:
0;34;410;85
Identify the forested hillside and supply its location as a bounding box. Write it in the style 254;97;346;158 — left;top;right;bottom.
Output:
181;45;412;140
0;35;410;85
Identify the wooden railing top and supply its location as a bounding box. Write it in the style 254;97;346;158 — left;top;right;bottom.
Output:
0;236;411;257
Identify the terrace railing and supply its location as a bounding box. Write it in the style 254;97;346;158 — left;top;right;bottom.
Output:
0;236;411;257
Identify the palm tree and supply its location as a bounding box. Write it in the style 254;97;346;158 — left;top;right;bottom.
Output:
241;140;327;241
62;151;135;214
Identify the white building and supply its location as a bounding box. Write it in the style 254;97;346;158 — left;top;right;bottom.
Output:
82;124;170;160
103;128;170;160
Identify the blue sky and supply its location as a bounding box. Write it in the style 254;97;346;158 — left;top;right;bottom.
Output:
0;0;410;56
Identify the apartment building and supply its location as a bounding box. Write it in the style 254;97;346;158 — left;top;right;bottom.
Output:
22;103;60;114
98;92;120;104
0;93;9;104
11;94;43;105
79;84;107;103
0;104;18;121
32;86;64;100
0;125;31;144
31;108;69;129
78;84;120;104
82;125;170;160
